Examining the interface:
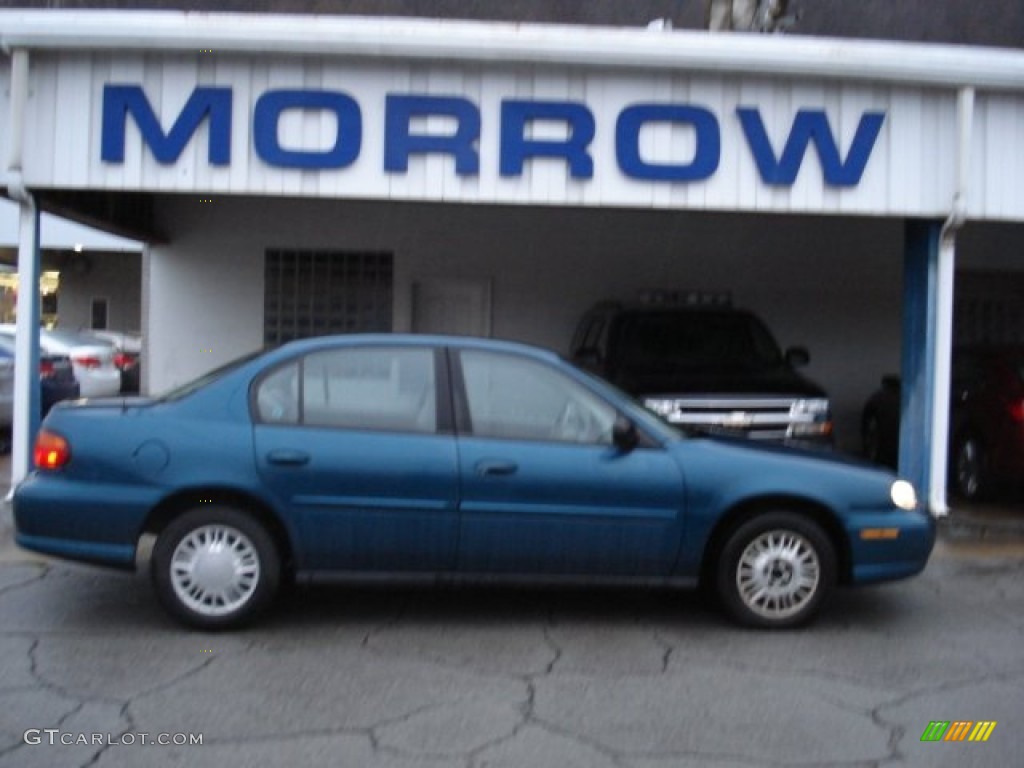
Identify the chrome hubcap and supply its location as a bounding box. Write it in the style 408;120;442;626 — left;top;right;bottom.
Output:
736;530;820;620
170;525;260;617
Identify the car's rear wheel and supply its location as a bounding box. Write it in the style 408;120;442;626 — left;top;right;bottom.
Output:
151;506;280;630
716;512;836;629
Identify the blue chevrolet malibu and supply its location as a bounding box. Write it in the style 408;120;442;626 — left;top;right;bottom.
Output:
14;335;934;630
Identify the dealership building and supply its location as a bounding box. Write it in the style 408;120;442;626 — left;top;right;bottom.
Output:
2;10;1023;512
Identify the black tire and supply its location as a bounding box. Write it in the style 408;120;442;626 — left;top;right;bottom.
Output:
715;512;837;629
952;436;989;502
151;506;280;630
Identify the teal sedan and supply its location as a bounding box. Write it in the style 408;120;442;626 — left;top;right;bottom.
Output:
14;335;934;630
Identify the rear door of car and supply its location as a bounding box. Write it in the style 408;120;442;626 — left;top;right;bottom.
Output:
252;342;460;572
451;346;685;577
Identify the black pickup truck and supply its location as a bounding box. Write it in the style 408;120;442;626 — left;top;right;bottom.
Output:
570;296;833;446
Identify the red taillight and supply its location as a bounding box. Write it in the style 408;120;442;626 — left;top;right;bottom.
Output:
73;356;102;370
39;360;55;379
34;430;71;470
113;352;136;371
1009;399;1024;423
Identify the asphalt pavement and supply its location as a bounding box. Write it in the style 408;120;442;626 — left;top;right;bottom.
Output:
1;453;1022;768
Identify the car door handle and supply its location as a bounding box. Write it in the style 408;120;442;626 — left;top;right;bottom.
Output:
266;449;311;466
475;460;518;477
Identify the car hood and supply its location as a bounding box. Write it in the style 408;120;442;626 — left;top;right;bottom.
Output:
616;365;826;398
664;433;904;511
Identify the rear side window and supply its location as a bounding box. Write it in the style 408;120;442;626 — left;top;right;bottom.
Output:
255;362;299;423
255;346;437;433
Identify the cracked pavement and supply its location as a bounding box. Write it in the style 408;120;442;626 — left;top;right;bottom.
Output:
1;507;1022;767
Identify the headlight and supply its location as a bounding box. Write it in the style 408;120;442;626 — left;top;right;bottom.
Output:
890;480;918;511
643;398;676;418
790;398;830;419
788;398;832;437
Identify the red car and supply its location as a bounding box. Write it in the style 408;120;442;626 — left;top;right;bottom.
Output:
861;346;1024;501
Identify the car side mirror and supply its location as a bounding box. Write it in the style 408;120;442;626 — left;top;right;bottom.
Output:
785;347;810;368
612;415;639;452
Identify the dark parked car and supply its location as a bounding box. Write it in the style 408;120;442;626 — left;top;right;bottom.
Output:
15;335;933;630
571;296;832;445
861;346;1024;500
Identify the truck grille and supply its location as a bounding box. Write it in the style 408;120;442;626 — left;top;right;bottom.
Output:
645;397;824;441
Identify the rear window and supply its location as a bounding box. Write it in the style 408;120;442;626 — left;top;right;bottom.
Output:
159;351;264;401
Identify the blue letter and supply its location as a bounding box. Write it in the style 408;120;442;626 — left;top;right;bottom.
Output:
616;104;720;181
102;85;231;165
254;90;362;169
384;95;480;175
500;101;595;178
738;108;885;186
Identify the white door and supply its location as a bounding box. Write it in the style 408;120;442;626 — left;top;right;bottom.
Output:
412;278;492;337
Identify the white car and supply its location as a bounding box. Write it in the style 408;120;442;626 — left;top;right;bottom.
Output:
83;329;142;355
0;347;13;429
0;326;121;398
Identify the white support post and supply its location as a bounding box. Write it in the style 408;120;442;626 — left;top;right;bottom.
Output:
5;48;43;493
11;201;42;490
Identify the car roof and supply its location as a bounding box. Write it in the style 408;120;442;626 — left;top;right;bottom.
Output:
270;333;563;363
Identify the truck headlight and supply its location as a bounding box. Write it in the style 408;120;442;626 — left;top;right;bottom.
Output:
890;480;918;511
788;399;832;437
790;398;830;420
643;398;676;418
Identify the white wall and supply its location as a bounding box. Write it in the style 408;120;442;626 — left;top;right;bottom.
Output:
146;195;906;452
145;200;266;395
13;41;1024;222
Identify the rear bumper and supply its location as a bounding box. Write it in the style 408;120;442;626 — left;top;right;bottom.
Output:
77;370;122;398
13;473;156;570
15;532;136;570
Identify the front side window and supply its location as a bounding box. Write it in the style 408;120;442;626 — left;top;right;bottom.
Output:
254;347;436;433
459;349;616;444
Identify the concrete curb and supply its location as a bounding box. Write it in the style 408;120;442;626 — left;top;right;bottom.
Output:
937;513;1024;541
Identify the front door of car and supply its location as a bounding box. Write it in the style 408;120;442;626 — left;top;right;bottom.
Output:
453;348;685;577
253;345;459;572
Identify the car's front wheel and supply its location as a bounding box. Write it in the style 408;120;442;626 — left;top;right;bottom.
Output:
716;512;836;629
151;506;280;630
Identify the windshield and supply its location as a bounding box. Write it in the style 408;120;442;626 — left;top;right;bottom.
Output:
158;350;265;401
614;311;784;371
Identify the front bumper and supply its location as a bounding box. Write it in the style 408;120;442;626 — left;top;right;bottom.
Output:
846;508;936;584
